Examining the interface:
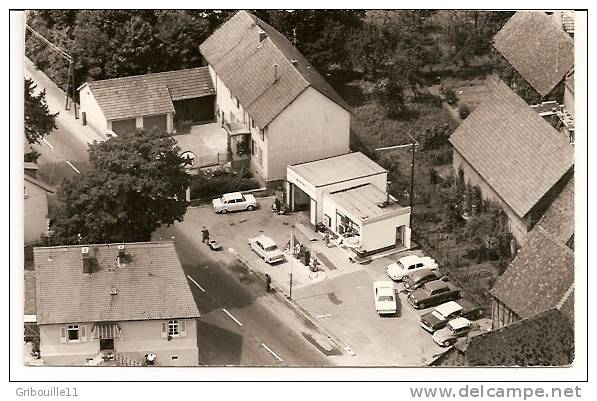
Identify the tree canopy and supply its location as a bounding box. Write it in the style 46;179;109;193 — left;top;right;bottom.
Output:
24;78;58;145
50;129;191;244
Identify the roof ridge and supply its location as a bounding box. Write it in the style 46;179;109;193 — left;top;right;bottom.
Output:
33;241;175;252
555;283;574;311
87;67;209;86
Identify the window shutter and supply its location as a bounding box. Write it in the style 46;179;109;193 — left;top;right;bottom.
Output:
60;326;67;343
180;320;187;338
161;322;167;339
80;325;87;342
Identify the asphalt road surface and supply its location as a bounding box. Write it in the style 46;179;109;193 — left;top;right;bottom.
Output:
24;58;106;185
154;223;335;367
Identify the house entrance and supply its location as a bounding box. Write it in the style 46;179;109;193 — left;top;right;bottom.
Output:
100;338;114;351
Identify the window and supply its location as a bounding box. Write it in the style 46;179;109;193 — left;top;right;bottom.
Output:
259;128;265;141
67;324;80;341
251;140;256;155
168;320;179;337
251;119;255;129
258;148;263;165
236;98;240;109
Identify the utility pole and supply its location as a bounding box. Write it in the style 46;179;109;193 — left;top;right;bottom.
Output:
407;133;418;227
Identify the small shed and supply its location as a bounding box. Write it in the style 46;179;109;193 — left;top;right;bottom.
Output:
78;67;215;136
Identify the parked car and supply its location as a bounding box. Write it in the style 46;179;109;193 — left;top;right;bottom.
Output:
432;317;473;347
420;299;483;332
407;280;460;309
212;192;258;213
419;301;465;332
386;255;438;281
403;269;444;292
248;235;285;264
373;281;397;315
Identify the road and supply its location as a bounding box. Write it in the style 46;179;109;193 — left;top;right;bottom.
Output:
24;57;107;185
153;221;336;367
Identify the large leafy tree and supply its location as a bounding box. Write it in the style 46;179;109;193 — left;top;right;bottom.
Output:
24;78;58;163
51;129;191;244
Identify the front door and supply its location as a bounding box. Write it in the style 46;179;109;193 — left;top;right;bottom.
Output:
100;338;114;351
396;226;404;247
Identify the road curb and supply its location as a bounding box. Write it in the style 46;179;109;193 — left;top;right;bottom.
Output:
228;248;355;358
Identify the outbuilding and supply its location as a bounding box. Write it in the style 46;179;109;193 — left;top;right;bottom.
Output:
78;67;215;136
286;152;411;256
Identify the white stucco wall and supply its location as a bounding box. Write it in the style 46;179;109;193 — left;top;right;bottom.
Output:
266;87;350;182
288;167;387;225
40;319;199;366
24;180;49;244
453;150;530;243
79;85;108;134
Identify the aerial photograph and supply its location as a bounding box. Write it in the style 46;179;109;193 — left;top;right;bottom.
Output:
20;9;577;370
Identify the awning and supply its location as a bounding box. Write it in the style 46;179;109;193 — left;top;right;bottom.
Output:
93;323;121;339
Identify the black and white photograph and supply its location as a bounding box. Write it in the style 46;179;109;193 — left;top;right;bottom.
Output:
7;3;593;396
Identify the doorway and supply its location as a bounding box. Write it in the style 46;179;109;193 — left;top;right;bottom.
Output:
396;226;404;247
100;338;114;351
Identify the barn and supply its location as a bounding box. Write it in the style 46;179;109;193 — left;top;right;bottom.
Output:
78;67;215;136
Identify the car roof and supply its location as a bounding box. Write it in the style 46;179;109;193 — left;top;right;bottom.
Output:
223;192;243;201
398;255;420;265
448;317;471;330
424;280;450;291
411;268;436;280
256;235;276;247
435;301;463;316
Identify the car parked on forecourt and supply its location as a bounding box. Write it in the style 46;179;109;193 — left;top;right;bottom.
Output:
212;192;258;214
407;280;460;309
432;317;474;347
419;299;483;332
373;281;397;315
248;235;285;264
403;269;444;292
386;255;438;281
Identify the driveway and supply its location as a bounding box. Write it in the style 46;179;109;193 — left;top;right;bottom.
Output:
182;196;449;366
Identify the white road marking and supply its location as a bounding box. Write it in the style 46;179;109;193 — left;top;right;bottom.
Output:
42;138;54;149
222;308;243;327
316;313;332;319
65;160;81;174
186;275;206;293
261;343;283;362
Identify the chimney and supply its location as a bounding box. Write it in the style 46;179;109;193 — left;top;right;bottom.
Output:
117;244;127;267
258;30;267;43
273;64;279;82
82;246;96;274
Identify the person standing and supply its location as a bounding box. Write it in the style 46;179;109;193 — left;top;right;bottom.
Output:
201;226;210;243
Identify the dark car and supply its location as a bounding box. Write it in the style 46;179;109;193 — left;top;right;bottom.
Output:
407;280;460;309
403;269;442;292
419;299;483;332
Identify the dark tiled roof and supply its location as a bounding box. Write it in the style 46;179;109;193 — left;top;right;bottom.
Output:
35;242;200;325
537;177;574;244
449;77;574;217
493;11;575;96
466;308;574;366
200;10;350;128
490;226;574;320
86;67;215;120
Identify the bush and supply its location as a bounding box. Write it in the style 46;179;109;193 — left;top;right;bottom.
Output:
443;87;458;105
189;170;260;200
458;103;471;119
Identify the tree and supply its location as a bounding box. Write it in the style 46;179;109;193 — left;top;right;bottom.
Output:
24;78;58;147
51;129;190;244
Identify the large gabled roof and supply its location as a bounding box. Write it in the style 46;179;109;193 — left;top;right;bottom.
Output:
200;10;350;128
490;226;574;321
84;67;215;121
493;11;575;96
35;242;200;325
449;76;574;218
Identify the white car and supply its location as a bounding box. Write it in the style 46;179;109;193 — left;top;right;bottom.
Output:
386;255;439;281
248;235;285;264
373;281;397;315
432;317;473;347
212;192;258;214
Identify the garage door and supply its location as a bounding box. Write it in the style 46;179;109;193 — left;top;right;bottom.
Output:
143;114;167;132
111;119;136;135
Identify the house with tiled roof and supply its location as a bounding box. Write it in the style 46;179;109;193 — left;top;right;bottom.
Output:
494;11;575;142
200;10;351;185
449;76;574;243
24;170;54;245
465;308;574;366
78;67;215;135
34;242;201;366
